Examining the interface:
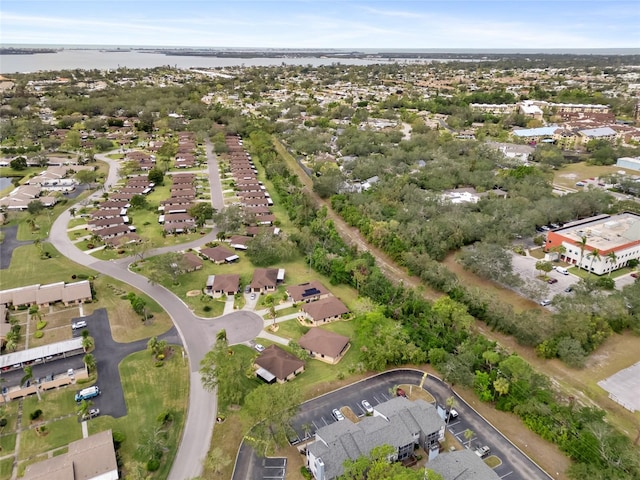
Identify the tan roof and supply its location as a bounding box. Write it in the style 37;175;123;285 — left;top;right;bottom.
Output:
9;284;39;306
254;345;304;381
201;245;235;263
182;252;203;270
211;274;240;293
23;429;118;480
298;328;349;358
287;281;330;302
250;268;278;289
302;297;349;321
61;281;92;304
36;282;64;305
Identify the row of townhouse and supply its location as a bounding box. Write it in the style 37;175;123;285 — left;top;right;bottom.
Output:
158;173;197;234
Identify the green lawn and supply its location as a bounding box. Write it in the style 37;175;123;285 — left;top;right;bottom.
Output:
0;433;17;453
19;416;83;461
554;162;635;190
21;388;79;429
88;348;189;479
2;243;95;289
0;458;14;480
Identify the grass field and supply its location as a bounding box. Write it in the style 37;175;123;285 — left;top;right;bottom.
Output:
553;162;634;189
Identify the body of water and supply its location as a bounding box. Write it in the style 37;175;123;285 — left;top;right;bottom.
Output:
0;49;417;74
0;177;13;191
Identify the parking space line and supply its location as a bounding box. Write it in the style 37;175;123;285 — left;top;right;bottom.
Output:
500;471;513;478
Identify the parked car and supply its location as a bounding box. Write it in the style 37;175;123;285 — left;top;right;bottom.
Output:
475;445;491;458
82;408;100;421
446;408;459;419
244;285;251;293
396;388;407;398
564;286;573;293
254;343;265;353
540;299;552;307
361;400;373;414
631;273;638;279
250;293;256;300
72;320;87;330
332;408;345;421
547;278;558;284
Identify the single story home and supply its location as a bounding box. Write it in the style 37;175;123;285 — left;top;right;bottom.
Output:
287;281;330;303
300;297;349;326
298;328;350;364
254;345;305;383
250;268;285;293
206;274;240;297
228;235;252;250
23;429;119;480
1;281;92;310
200;245;238;264
182;252;203;272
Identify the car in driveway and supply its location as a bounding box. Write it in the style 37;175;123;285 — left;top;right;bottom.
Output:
254;343;265;352
361;400;373;414
82;408;100;421
332;408;345;421
72;320;87;330
250;293;256;300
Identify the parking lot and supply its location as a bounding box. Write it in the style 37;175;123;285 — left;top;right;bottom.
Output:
285;370;551;480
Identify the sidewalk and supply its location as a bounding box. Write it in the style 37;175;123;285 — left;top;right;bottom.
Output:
257;329;289;346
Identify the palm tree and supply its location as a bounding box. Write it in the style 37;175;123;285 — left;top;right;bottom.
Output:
83;353;96;375
577;236;588;270
77;399;93;419
587;248;601;276
463;428;475;447
606;251;618;276
445;396;456;425
21;366;41;401
81;335;94;352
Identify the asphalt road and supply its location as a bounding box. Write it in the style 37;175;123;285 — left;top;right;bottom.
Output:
281;370;551;480
0;224;32;269
46;148;260;480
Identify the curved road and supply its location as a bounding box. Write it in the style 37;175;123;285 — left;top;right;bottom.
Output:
49;150;261;480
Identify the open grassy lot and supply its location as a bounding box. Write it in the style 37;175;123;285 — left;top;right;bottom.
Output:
0;458;13;480
553;162;634;189
19;415;82;462
88;348;189;480
2;243;95;290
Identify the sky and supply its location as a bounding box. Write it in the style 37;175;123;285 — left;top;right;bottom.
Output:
1;0;639;50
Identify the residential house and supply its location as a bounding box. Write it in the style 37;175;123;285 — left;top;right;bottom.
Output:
287;281;330;303
97;224;132;240
298;328;350;364
206;274;240;297
254;345;305;383
1;280;92;310
182;252;203;272
23;429;119;480
250;268;285;293
200;245;238;264
306;397;445;480
229;235;252;250
301;297;349;326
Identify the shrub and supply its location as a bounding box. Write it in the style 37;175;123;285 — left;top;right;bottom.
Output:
29;306;39;315
203;305;212;312
112;431;126;449
34;331;44;339
0;418;8;427
146;459;160;472
157;410;174;425
300;467;313;480
36;321;47;330
155;361;164;368
30;409;43;421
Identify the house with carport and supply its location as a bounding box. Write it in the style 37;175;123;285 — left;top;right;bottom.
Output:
205;274;240;297
250;268;285;294
254;345;304;383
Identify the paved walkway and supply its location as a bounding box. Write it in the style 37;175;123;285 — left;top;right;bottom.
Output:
256;330;290;346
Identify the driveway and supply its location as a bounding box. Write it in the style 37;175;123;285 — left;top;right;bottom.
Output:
0;224;32;269
280;370;551;480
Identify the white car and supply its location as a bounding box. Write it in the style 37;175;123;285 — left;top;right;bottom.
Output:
361;400;373;414
82;408;100;421
254;344;265;352
72;320;87;330
332;408;345;421
446;408;459;419
540;299;552;307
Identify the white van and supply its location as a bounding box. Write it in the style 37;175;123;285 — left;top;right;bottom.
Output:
555;267;569;275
